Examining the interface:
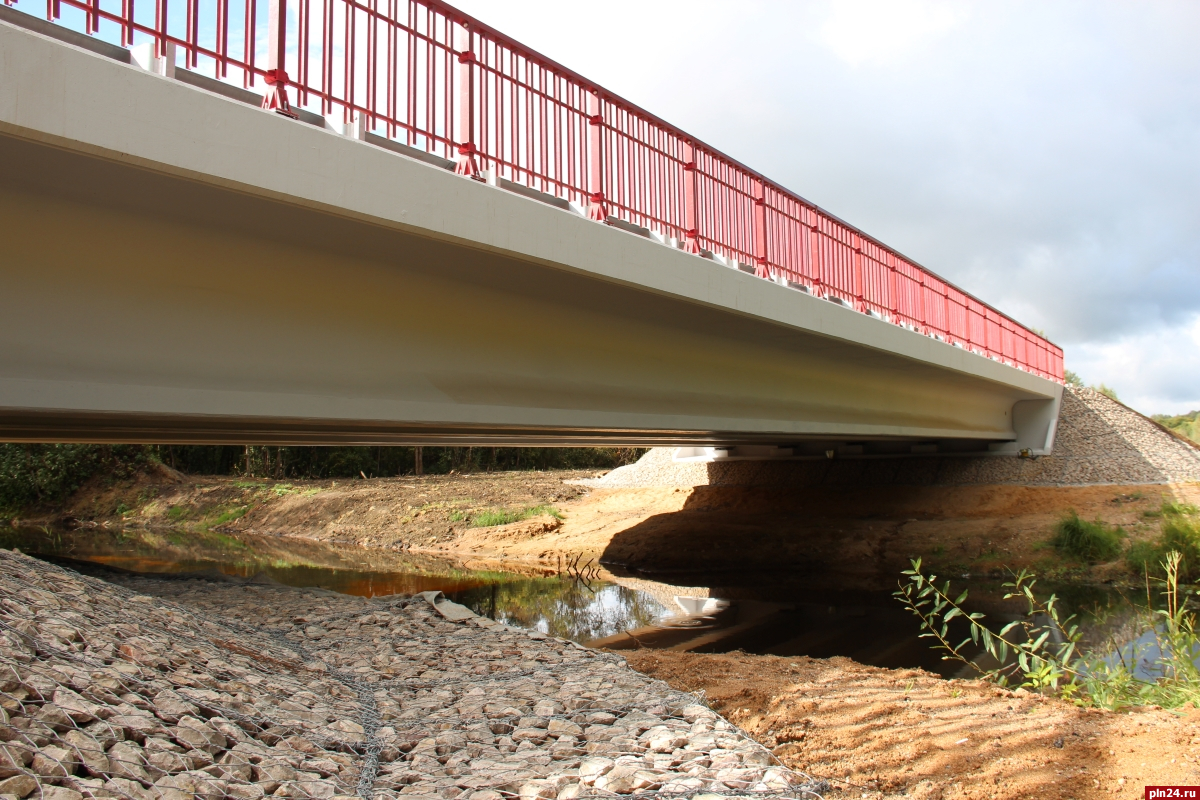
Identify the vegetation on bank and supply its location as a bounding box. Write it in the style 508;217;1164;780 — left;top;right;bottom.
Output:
1153;409;1200;445
897;551;1200;710
0;444;156;515
1043;503;1200;579
0;443;645;515
1051;512;1125;562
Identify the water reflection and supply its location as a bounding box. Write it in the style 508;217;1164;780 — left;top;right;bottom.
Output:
447;580;670;642
0;525;1152;678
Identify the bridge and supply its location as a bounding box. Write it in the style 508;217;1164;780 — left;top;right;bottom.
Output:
0;0;1064;459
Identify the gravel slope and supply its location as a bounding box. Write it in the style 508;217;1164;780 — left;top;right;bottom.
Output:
0;551;822;800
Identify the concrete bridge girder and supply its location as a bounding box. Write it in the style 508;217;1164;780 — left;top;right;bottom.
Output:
0;18;1062;453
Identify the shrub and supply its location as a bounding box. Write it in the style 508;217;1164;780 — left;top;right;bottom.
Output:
1051;511;1124;562
0;444;153;514
1127;504;1200;579
896;552;1200;710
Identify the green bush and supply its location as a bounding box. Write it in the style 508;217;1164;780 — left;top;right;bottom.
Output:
1051;511;1124;562
897;552;1200;710
1127;504;1200;579
0;444;154;514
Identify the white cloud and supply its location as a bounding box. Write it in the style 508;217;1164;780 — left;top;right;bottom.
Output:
815;0;967;67
1071;314;1200;416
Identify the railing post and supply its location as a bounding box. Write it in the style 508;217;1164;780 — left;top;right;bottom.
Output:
261;0;297;118
753;179;770;279
681;141;701;255
886;253;898;324
587;92;607;221
454;23;480;178
852;235;865;312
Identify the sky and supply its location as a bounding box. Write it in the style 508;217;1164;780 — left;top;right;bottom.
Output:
448;0;1200;416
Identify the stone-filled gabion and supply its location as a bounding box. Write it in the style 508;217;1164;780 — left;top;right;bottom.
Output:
0;551;823;800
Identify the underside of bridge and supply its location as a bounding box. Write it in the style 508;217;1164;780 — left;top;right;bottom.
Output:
0;18;1062;455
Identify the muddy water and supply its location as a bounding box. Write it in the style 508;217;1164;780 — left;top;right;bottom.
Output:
3;525;1132;679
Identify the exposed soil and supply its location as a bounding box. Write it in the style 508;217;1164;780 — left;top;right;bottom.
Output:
24;467;594;549
22;468;1200;586
623;650;1199;800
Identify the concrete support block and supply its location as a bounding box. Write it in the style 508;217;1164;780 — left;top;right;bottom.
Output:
324;111;368;140
129;41;174;79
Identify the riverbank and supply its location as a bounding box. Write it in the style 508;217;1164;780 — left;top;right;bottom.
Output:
0;550;815;800
19;469;1197;586
4;550;1196;800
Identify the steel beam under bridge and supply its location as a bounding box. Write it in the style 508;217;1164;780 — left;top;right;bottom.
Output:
0;20;1062;456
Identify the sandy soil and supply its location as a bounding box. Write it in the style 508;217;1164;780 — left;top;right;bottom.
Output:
622;650;1199;800
455;482;1200;586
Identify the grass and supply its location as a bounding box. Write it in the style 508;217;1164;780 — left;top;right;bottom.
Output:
166;505;190;521
1051;511;1124;562
1128;503;1200;579
470;504;564;528
205;505;249;530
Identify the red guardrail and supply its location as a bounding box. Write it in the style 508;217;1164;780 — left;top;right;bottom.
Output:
16;0;1064;382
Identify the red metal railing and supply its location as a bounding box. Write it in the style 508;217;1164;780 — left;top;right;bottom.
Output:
18;0;1064;382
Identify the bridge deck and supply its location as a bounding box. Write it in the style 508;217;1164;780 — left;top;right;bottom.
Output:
0;17;1062;454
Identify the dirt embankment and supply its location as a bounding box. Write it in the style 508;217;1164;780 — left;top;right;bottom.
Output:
623;650;1199;800
22;465;1200;583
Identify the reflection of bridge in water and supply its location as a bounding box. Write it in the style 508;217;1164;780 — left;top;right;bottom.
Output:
2;1;1063;457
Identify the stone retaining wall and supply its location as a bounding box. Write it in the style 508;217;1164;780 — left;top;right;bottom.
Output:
0;552;821;800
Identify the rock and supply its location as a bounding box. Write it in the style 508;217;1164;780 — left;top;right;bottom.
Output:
61;730;109;776
595;766;661;793
52;688;97;724
171;717;226;754
578;757;614;782
108;713;161;742
106;741;150;783
510;729;548;744
324;720;366;746
34;704;73;732
253;760;297;792
152;690;198;722
32;745;75;778
680;705;714;723
207;717;249;745
226;782;267;799
147;747;189;776
517;780;557;800
0;744;32;778
546;720;582;737
39;787;83;800
0;774;37;798
104;777;155;800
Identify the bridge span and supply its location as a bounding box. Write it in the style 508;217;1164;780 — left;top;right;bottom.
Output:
0;3;1063;457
